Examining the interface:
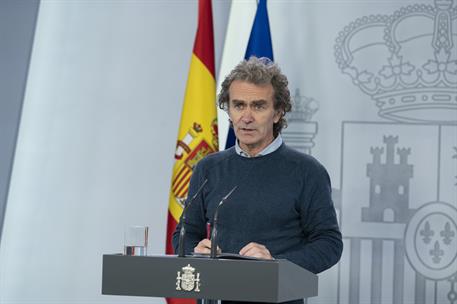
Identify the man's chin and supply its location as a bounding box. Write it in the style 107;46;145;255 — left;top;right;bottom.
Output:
236;134;256;143
238;140;259;149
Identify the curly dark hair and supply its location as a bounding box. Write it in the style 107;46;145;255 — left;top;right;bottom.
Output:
218;57;292;137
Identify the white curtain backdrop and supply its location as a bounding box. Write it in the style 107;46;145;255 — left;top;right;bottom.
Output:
0;1;229;303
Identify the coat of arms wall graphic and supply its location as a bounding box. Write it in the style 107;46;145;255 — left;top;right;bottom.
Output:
280;1;457;303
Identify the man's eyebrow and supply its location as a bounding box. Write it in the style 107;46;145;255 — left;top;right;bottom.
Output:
230;99;268;105
252;99;267;104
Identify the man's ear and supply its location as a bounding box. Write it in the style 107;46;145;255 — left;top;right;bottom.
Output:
273;110;282;123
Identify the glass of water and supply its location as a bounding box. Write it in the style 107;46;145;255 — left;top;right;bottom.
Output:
124;226;148;256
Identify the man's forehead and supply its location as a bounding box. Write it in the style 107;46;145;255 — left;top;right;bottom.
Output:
228;80;274;101
229;80;272;89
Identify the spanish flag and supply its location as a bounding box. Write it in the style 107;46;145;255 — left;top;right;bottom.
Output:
165;0;217;302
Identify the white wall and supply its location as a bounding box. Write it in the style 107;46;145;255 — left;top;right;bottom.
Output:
0;1;229;303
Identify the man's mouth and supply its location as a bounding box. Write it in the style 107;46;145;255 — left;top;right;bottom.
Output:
239;127;255;132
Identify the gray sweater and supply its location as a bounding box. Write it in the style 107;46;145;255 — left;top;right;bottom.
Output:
172;144;342;274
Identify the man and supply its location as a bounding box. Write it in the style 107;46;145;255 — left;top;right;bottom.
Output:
172;57;342;282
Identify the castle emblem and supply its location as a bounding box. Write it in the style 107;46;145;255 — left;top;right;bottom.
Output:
176;264;201;292
363;135;415;223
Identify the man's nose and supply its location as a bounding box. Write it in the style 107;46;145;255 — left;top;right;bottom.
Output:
241;108;254;123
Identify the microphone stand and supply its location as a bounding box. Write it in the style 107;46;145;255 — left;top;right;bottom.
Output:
210;185;238;259
177;179;208;257
202;185;237;304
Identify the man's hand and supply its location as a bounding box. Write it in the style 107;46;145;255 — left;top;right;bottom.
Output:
194;238;221;254
239;242;273;259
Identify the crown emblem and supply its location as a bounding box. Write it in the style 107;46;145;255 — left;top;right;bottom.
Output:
288;89;319;122
334;0;457;124
282;89;319;155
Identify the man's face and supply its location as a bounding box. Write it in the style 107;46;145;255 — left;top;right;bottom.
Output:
228;80;281;156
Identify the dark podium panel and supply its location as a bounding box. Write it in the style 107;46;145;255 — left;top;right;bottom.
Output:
102;254;318;303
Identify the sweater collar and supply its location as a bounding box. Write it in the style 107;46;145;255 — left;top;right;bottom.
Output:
235;134;283;158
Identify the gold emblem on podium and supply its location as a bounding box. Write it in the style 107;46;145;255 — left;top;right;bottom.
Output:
176;264;201;292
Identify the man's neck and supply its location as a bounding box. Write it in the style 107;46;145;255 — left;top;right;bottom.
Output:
240;142;272;157
236;135;283;158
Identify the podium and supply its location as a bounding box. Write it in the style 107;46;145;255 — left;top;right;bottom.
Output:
102;254;318;302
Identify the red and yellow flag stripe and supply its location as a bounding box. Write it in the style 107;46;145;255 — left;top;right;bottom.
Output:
165;0;218;293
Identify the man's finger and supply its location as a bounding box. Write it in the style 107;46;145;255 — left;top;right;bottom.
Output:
194;238;211;254
239;242;272;259
193;238;221;254
239;242;259;255
242;246;267;258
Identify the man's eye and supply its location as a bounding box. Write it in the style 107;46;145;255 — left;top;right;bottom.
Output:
254;104;265;110
234;103;244;109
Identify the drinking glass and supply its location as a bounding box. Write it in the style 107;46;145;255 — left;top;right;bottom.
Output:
124;226;148;256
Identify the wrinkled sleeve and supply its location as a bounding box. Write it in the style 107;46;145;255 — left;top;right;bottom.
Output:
172;161;208;255
275;163;343;274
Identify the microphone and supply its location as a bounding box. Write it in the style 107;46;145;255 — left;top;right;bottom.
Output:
210;185;238;259
177;178;208;257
